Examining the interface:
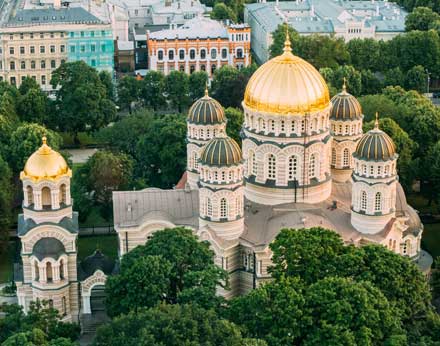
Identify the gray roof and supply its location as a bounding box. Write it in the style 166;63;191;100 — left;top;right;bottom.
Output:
32;237;65;260
18;213;79;236
78;249;117;280
6;7;103;27
113;188;199;229
245;0;407;34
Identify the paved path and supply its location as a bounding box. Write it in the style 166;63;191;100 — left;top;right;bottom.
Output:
65;149;98;164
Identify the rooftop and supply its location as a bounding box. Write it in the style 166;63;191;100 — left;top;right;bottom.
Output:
246;0;407;34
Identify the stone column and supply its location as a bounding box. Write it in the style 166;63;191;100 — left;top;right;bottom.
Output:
34;191;42;210
53;264;60;282
39;264;47;283
51;189;60;209
63;261;69;280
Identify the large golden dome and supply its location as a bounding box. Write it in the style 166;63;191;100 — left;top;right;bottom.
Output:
244;36;330;115
21;137;71;181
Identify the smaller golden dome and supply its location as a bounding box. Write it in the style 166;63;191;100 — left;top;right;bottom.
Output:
330;80;363;121
21;137;71;181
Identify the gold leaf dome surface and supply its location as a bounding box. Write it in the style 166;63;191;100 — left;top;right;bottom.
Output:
243;37;330;115
21;137;71;181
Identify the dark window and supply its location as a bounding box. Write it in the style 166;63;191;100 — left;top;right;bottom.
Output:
237;48;243;58
51;60;56;68
221;48;227;59
158;51;163;60
211;49;217;59
179;49;184;60
168;50;174;60
41;60;46;69
20;61;25;69
10;61;15;70
200;49;206;59
190;65;195;74
189;49;195;59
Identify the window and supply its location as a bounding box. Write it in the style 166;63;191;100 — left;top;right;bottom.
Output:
80;45;85;53
30;46;35;54
343;148;350;167
200;49;206;59
50;45;55;53
61;59;65;65
211;49;217;59
158;50;163;61
40;46;45;53
81;31;84;37
34;261;39;281
50;32;54;38
360;191;367;211
20;33;24;39
41;60;46;69
237;48;243;58
50;60;56;68
20;46;24;54
200;64;206;71
291;120;296;133
221;48;227;59
9;61;15;70
220;198;227;218
20;61;25;69
248;150;256;176
301;120;305;133
91;59;96;67
375;192;382;212
41;75;46;85
168;50;174;60
309;154;318;179
189;49;195;59
190;65;195;74
62;297;67;316
9;47;14;55
331;148;336;166
267;154;276;180
207;198;212;217
288;156;298;180
101;44;106;52
30;60;35;69
70;46;75;53
46;262;53;282
60;45;65;53
91;44;95;52
179;49;184;60
179;65;185;72
280;120;285;132
211;64;216;74
370;165;374;176
10;76;16;85
362;164;366;175
9;34;13;40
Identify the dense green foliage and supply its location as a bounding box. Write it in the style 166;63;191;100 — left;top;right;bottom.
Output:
93;304;264;346
0;301;80;345
228;228;437;346
105;228;227;317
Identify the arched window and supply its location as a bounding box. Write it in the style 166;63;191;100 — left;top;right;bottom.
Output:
192;152;198;170
360;191;367;211
34;261;39;281
267;154;276;180
158;50;163;61
222;48;228;59
211;48;217;59
375;192;382;212
200;49;206;59
179;49;185;60
236;48;243;58
60;259;64;279
269;120;275;132
403;239;411;255
42;187;51;209
288;156;298;180
189;49;195;59
301;120;305;133
168;50;174;60
207;198;212;217
343;148;350;167
308;154;318;179
280;120;285;132
62;296;67;316
60;184;67;205
220;198;227;218
248;150;256;176
331;148;336;166
27;186;33;206
290;120;296;134
46;262;53;282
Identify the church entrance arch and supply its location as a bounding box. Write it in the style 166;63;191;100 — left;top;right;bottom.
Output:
90;285;106;314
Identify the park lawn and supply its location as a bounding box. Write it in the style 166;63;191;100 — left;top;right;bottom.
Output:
77;235;118;261
61;132;97;147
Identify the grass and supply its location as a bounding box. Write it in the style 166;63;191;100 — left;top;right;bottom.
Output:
77;235;118;261
61;132;97;147
0;241;18;284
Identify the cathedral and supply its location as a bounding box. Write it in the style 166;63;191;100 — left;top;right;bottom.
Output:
14;35;424;321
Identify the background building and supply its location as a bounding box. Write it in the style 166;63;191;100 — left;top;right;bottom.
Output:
147;17;251;76
245;0;407;63
0;6;114;91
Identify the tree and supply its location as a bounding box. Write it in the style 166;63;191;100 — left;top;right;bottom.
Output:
431;257;440;300
93;304;263;346
347;38;382;71
302;277;405;346
72;150;133;216
384;67;405;87
225;107;243;144
211;2;237;22
228;278;305;345
140;71;165;110
164;71;190;112
404;65;428;93
135;113;186;188
269;24;299;58
99;70;115;101
105;255;172;317
117;76;140;111
188;71;208;103
8;123;62;174
211;66;249;108
105;228;228;316
363;117;417;190
17;82;50;124
360;69;383;95
50;61;117;141
0;156;13;254
405;7;440;31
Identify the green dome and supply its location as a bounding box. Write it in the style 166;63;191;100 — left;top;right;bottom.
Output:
330;85;362;121
188;90;226;125
354;122;396;162
200;134;242;167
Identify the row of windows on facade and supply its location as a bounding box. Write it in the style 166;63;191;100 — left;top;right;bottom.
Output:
348;28;362;34
359;191;384;212
8;59;63;71
188;126;225;140
5;43;108;55
5;74;48;85
332;148;352;168
4;30;108;40
26;185;68;208
231;33;249;42
157;47;244;61
247;151;320;181
198;166;243;183
157;63;224;74
356;161;396;177
201;196;243;218
331;123;362;136
33;259;67;283
245;115;329;135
